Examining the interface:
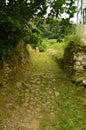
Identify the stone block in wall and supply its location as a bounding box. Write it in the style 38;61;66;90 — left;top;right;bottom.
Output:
0;42;30;87
63;37;86;86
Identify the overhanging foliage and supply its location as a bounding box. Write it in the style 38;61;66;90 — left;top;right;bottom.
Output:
0;0;77;60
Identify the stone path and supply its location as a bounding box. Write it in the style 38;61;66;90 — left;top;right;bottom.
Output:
0;52;76;130
1;53;63;130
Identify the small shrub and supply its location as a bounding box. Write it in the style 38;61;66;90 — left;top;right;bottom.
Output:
38;43;47;52
57;38;63;43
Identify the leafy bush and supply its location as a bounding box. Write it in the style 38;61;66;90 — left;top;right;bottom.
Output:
38;43;47;52
0;0;77;61
43;19;76;40
0;44;13;60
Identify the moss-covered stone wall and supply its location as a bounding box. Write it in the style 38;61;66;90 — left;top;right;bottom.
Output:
63;38;86;86
0;42;30;87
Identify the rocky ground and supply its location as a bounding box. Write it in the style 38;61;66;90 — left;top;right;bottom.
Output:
0;51;86;130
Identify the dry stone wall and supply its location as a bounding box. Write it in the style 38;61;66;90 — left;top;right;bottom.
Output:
63;38;86;86
0;42;30;87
